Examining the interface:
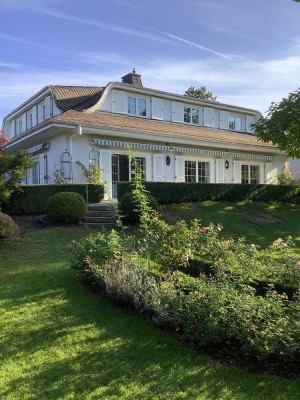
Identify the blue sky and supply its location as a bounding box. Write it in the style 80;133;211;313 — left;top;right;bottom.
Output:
1;0;300;123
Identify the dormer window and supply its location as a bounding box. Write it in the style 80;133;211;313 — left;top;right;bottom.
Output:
128;97;146;116
28;111;33;129
42;102;46;121
184;107;199;124
229;115;242;131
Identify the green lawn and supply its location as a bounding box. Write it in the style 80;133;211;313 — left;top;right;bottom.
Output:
0;208;300;399
160;201;300;251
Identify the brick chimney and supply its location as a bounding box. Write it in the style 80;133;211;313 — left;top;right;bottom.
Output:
121;68;143;87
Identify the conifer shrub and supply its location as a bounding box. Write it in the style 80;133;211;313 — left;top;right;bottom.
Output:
46;192;87;224
0;212;21;239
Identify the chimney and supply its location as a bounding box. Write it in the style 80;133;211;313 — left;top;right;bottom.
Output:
121;68;143;87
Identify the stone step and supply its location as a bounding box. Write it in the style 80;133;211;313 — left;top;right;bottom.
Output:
88;204;117;212
85;216;116;224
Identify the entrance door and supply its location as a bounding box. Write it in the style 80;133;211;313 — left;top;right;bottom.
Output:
112;155;119;199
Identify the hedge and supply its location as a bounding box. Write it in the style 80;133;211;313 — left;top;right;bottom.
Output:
117;182;300;204
2;184;104;215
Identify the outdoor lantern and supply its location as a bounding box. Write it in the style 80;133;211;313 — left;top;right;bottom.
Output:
166;155;171;166
225;160;229;170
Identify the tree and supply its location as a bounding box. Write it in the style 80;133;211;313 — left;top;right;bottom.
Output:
184;86;217;102
0;132;32;206
253;88;300;158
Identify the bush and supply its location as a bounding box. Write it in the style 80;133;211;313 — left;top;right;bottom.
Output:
117;182;300;204
46;192;87;224
119;192;158;223
2;184;104;215
0;212;20;239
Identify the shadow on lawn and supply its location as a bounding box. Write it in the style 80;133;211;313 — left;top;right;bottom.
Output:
1;261;300;400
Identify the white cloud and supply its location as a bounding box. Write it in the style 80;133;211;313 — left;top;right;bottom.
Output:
0;0;65;13
0;61;22;69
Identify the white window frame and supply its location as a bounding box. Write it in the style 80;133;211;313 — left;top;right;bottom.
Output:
184;106;200;125
31;158;40;185
16;117;23;135
42;102;46;121
130;156;147;181
184;158;211;183
127;95;147;117
229;114;242;131
28;111;33;129
241;163;260;184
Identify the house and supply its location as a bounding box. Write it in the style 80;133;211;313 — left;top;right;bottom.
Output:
2;70;286;199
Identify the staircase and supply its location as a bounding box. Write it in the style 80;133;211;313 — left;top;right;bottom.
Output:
84;202;117;228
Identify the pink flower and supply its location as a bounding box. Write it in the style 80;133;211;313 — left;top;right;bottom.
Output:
201;226;208;233
296;262;300;269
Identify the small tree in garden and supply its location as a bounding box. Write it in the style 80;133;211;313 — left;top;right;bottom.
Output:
0;131;32;207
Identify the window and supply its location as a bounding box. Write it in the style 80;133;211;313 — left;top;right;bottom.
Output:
184;107;199;124
131;157;146;180
32;161;39;184
241;164;259;184
198;161;210;183
185;160;210;183
229;115;242;131
17;118;23;135
128;97;146;116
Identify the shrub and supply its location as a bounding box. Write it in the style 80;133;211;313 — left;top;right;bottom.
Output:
117;182;300;204
46;192;87;224
2;184;104;215
119;192;158;223
0;212;21;239
277;170;294;185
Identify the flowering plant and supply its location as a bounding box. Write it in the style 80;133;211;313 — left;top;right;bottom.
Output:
0;130;9;151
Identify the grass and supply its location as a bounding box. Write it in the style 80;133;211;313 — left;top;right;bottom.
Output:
160;201;300;251
0;205;299;399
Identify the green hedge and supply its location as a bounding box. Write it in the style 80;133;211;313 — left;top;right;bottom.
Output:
3;184;104;215
117;182;300;204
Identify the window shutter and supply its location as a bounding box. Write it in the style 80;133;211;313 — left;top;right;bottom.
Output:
152;98;163;120
246;115;255;133
45;96;51;119
172;101;183;122
220;111;229;130
112;90;125;114
39;155;45;184
265;163;272;184
21;114;26;132
153;154;164;181
233;161;241;183
204;107;214;127
32;107;37;127
10;121;15;138
209;160;215;183
99;150;112;199
175;156;185;182
216;159;225;183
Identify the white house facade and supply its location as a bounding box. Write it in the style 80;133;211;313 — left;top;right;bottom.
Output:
2;70;286;199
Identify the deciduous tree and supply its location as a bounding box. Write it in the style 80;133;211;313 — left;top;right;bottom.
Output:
253;88;300;158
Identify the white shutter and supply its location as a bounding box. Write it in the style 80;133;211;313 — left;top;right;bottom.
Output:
39;155;45;184
265;163;272;184
233;161;241;183
216;159;225;183
172;101;183;122
152;97;163;120
209;160;215;183
45;96;51;119
246;115;255;133
112;90;125;114
32;107;37;127
175;156;185;182
99;150;112;199
153;154;164;181
204;107;214;127
21;114;26;132
10;121;15;138
220;111;229;130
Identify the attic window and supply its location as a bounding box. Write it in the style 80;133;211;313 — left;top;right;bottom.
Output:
128;97;146;116
229;115;242;131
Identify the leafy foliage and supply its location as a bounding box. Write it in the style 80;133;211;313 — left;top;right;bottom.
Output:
253;88;300;158
184;86;217;101
0;212;20;239
0;150;32;206
76;161;103;184
277;169;294;185
119;192;158;223
46;192;87;223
